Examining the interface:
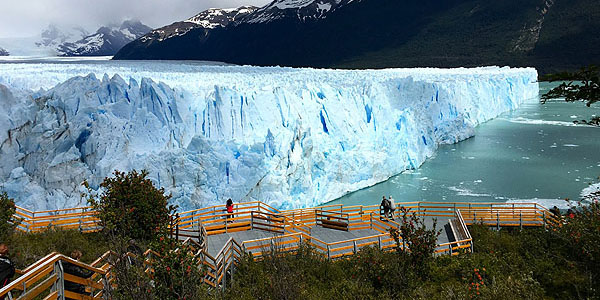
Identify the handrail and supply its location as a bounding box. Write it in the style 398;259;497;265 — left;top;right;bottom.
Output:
12;201;555;234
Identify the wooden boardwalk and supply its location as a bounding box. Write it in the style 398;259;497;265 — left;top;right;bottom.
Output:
202;215;455;257
2;200;559;298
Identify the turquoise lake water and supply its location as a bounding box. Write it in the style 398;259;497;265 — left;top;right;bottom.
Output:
330;82;600;209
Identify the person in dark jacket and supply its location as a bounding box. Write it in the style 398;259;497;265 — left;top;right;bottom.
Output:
62;250;93;299
0;243;15;299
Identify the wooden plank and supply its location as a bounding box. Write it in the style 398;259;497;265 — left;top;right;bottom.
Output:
64;273;104;290
64;290;99;300
24;265;53;289
17;273;57;300
43;291;58;300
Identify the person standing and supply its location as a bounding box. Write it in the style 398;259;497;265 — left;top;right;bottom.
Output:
63;250;93;299
0;243;15;300
380;196;390;219
226;199;234;223
388;195;396;220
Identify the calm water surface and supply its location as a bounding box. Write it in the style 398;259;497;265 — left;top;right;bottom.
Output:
331;82;600;209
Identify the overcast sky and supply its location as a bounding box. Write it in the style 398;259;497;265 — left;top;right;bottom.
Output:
0;0;272;38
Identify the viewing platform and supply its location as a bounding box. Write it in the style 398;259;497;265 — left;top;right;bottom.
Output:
2;200;559;298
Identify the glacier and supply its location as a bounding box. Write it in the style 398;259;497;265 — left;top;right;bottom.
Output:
0;62;539;211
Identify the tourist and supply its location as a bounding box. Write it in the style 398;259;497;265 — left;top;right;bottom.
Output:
380;196;390;218
226;199;234;223
0;243;15;299
63;250;93;299
566;209;575;219
388;195;396;219
550;206;561;218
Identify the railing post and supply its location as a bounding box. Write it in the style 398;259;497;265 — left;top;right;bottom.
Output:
496;212;500;230
327;245;331;260
473;211;476;223
543;211;546;230
251;212;254;230
353;240;357;254
102;274;110;300
225;218;228;233
449;244;453;255
370;213;373;230
519;211;523;230
378;236;382;249
56;261;65;300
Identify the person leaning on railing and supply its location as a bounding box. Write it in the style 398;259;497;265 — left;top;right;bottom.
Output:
0;243;15;300
63;250;93;299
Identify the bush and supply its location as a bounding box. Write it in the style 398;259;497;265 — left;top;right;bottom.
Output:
110;236;211;300
389;206;440;278
551;199;600;296
0;192;20;241
84;170;176;242
7;228;109;269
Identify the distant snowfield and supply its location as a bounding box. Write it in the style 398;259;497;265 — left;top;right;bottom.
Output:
0;63;538;211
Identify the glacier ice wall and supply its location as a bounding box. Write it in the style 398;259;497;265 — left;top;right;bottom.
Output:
0;63;538;210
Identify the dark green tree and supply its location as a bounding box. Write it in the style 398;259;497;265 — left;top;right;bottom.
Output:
541;65;599;125
0;192;21;240
84;170;176;242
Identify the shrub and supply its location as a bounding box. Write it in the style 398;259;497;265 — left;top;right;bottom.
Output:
110;235;210;300
8;228;109;268
389;206;440;278
0;192;20;240
552;199;600;296
84;170;176;242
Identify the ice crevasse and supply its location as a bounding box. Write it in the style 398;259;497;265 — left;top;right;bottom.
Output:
0;63;539;211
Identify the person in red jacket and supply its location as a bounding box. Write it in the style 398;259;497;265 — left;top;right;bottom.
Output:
226;199;234;223
0;243;15;299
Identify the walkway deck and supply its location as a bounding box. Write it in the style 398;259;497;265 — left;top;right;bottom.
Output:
204;215;454;257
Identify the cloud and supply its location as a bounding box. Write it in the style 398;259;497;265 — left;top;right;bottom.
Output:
0;0;272;38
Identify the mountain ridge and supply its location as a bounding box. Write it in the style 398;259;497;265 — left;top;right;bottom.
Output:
114;0;599;74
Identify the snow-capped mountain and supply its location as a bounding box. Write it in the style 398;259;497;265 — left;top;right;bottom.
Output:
0;47;8;56
140;6;257;43
36;24;89;48
0;24;89;56
242;0;356;24
58;20;151;56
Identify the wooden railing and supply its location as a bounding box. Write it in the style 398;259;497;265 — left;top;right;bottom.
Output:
12;201;557;235
14;206;100;233
0;252;113;300
6;200;560;292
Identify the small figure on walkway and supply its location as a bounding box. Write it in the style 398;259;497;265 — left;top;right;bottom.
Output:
550;206;561;218
0;243;15;299
380;196;390;219
63;250;93;299
226;199;234;223
388;195;396;220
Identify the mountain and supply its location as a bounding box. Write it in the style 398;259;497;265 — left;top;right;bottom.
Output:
36;24;89;48
0;24;89;56
0;47;8;56
115;0;600;74
58;20;151;56
130;6;257;54
241;0;355;23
